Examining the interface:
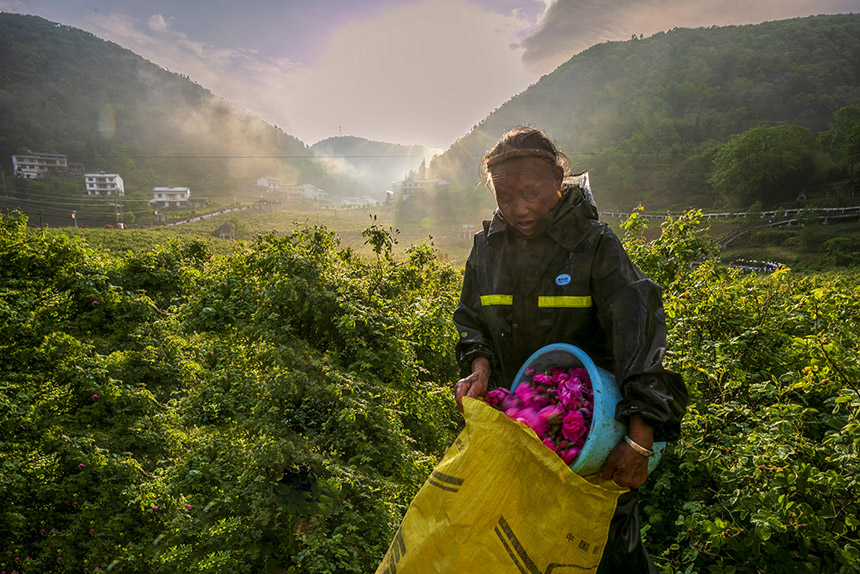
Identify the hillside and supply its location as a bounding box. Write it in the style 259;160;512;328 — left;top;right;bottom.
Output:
0;13;368;220
310;136;438;198
431;14;860;211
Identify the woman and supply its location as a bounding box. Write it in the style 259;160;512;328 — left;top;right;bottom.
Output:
452;126;687;573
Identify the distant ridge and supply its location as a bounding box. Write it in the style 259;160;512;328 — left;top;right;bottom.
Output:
310;136;440;197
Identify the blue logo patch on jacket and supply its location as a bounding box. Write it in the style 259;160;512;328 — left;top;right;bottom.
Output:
555;273;571;286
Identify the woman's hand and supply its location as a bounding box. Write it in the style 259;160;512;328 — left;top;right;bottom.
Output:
600;415;653;489
454;357;490;413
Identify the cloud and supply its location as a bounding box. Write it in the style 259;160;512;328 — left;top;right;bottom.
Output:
0;0;28;12
76;10;303;130
519;0;860;75
147;13;169;32
281;0;534;147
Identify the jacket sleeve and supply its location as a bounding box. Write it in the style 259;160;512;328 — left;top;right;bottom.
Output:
453;244;497;379
590;227;688;442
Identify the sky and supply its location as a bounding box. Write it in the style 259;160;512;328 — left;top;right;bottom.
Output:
2;0;859;149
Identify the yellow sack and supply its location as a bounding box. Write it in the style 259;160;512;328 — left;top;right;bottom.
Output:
376;398;627;574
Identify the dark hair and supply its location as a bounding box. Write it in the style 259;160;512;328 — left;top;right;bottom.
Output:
481;126;570;185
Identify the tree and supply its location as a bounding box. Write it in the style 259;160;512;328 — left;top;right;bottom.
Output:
824;105;860;177
708;124;822;208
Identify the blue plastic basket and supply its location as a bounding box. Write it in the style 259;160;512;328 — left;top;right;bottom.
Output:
511;343;665;476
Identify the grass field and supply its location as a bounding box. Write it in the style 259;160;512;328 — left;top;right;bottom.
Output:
38;203;479;263
31;202;860;272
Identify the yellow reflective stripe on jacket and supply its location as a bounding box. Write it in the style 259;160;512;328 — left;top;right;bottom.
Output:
480;294;513;306
538;295;592;308
480;295;591;307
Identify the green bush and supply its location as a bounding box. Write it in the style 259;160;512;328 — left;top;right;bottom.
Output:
622;212;860;573
1;212;460;573
2;208;858;573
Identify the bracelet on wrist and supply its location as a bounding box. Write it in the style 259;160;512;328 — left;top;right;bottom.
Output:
624;435;655;458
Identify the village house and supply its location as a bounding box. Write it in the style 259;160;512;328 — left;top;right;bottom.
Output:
284;183;326;201
255;178;325;201
256;177;284;193
12;151;69;179
392;177;451;201
149;186;192;208
84;173;125;196
214;223;235;240
456;223;478;241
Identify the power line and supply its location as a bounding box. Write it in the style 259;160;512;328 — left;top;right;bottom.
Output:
35;149;695;161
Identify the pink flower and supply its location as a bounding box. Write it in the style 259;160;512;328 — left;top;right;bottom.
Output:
558;378;585;411
559;445;582;464
537;403;566;427
186;504;192;509
151;505;158;510
561;410;587;443
570;368;588;382
490;365;595;465
541;436;557;451
531;372;551;386
91;395;100;399
73;502;78;506
78;463;86;468
91;301;100;306
514;382;550;409
487;388;521;411
485;388;510;408
512;407;549;437
513;382;535;402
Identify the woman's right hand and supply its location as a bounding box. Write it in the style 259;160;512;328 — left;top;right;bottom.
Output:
454;357;491;413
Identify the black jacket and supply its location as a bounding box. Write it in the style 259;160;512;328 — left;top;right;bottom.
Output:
453;186;687;442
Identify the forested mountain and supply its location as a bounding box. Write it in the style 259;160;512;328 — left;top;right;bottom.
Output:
0;13;367;202
310;136;437;197
431;14;860;211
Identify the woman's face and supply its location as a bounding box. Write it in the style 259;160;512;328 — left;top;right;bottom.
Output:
490;157;564;236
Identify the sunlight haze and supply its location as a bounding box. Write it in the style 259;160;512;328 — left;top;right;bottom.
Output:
2;0;858;148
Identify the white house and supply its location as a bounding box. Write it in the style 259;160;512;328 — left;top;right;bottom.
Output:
457;224;479;241
12;151;69;179
149;187;191;208
256;177;284;193
284;183;326;201
84;173;125;196
393;178;450;201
